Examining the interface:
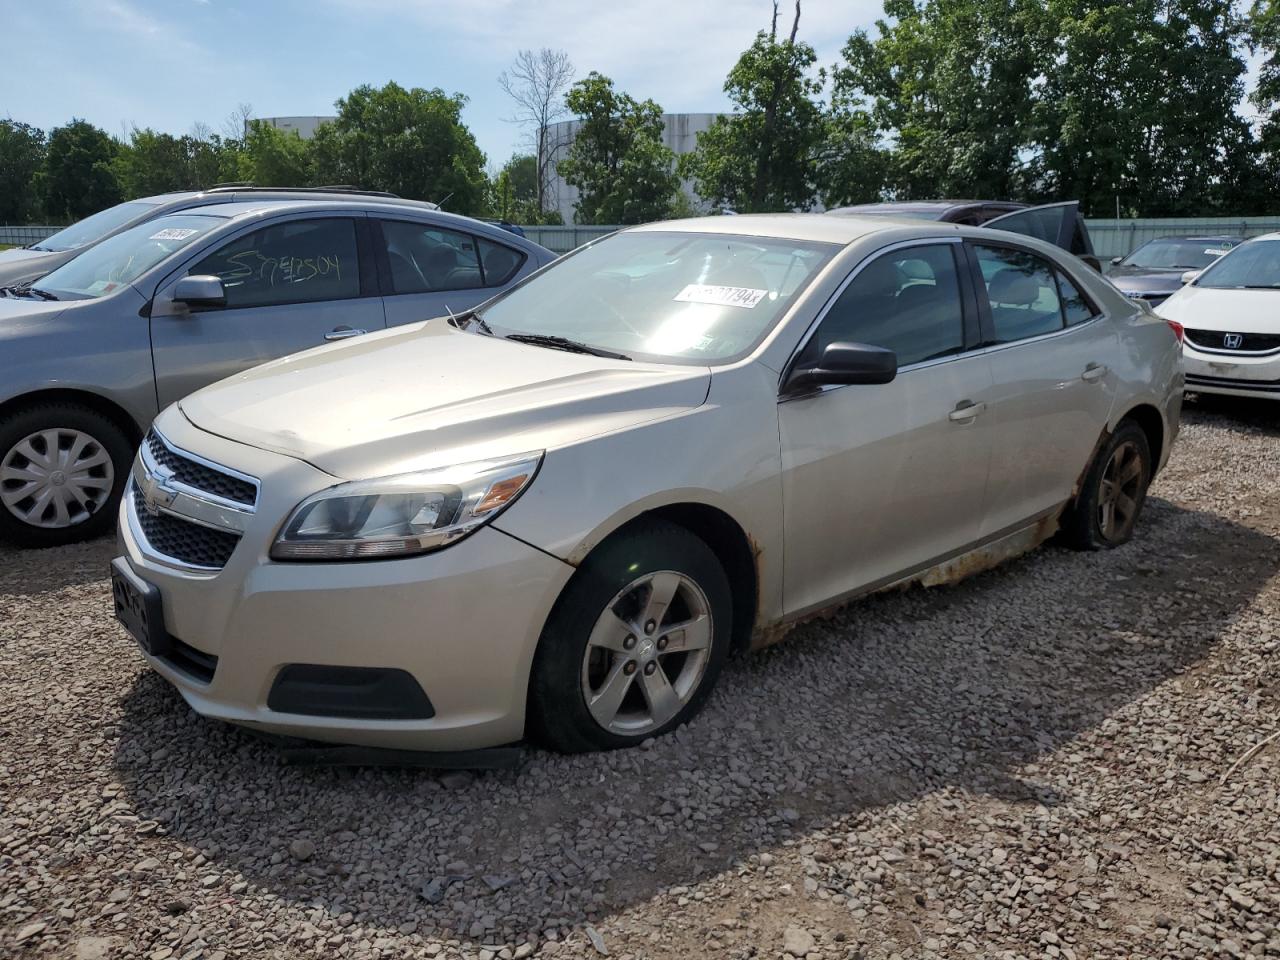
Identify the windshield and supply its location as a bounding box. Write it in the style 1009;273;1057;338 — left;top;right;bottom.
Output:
1194;240;1280;289
1122;238;1240;271
38;214;224;299
34;200;162;252
476;231;839;362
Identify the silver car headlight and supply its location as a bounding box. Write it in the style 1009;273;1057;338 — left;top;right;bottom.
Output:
270;452;542;561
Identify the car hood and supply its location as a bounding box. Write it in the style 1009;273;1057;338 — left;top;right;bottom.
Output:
1106;266;1185;296
0;247;61;286
180;319;713;480
0;293;69;327
1158;284;1280;332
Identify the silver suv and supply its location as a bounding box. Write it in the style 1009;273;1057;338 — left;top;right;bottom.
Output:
0;199;555;546
0;186;441;289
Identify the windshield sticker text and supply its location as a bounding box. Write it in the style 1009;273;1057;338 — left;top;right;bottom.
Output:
1204;248;1231;256
674;284;768;309
149;228;200;242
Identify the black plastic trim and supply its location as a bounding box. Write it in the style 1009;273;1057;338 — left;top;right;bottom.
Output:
267;665;436;720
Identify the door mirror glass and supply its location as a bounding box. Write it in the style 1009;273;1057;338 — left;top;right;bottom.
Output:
1181;269;1201;285
785;341;898;393
173;274;226;308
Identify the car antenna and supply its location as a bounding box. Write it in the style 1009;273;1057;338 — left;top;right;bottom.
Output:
435;192;453;211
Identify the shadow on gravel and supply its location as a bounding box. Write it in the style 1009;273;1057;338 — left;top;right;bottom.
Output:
1185;393;1280;436
110;496;1280;944
0;534;115;596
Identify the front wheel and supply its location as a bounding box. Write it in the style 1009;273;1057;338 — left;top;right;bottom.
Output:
0;404;133;548
528;520;733;753
1060;420;1152;551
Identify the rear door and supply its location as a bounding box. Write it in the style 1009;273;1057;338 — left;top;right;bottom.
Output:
373;218;531;327
965;240;1118;538
150;214;386;408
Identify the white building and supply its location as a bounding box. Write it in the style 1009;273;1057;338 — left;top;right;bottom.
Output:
250;116;337;140
541;112;720;223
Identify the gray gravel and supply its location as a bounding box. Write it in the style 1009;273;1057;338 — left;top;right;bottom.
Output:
3;396;1280;959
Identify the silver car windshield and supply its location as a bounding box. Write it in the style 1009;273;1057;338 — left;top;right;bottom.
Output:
1195;240;1280;289
1123;238;1239;270
33;200;161;252
38;214;224;299
476;231;839;362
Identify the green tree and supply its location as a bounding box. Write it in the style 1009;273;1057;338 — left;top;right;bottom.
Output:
311;82;487;213
113;128;194;197
558;72;681;224
239;120;315;187
1032;0;1255;215
487;153;560;223
833;0;1048;201
40;119;122;221
680;4;825;212
0;120;46;223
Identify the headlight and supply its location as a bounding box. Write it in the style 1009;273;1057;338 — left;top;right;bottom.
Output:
270;452;541;561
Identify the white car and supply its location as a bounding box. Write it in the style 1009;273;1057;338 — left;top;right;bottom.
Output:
1159;236;1280;399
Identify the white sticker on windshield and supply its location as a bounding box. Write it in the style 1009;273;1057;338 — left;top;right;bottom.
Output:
674;283;768;309
149;228;198;241
1204;247;1230;256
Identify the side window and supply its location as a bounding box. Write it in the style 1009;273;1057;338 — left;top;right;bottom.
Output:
380;221;483;294
1056;270;1097;326
972;244;1064;343
805;244;965;367
477;237;526;287
189;218;359;309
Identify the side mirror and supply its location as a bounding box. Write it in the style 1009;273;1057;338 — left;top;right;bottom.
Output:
1110;256;1123;265
784;341;898;394
1180;270;1200;285
173;274;226;309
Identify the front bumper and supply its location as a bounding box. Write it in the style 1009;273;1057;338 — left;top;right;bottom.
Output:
116;412;574;751
1183;345;1280;400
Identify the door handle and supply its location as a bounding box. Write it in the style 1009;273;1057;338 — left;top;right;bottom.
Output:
1081;363;1108;382
948;400;986;423
324;326;367;341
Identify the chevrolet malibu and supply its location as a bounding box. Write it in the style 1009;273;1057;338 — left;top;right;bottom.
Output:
112;214;1184;754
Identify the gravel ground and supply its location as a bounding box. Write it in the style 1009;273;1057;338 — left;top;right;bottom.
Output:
3;397;1280;960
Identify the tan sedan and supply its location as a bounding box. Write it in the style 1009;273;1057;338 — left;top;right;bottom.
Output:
112;214;1184;754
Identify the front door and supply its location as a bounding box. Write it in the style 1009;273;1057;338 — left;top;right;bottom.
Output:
779;241;996;616
966;241;1119;538
150;215;386;408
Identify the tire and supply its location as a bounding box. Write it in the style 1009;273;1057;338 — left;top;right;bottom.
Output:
0;403;134;548
528;519;733;753
1060;420;1152;551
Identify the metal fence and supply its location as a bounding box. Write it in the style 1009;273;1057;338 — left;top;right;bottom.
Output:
0;224;61;246
8;217;1280;258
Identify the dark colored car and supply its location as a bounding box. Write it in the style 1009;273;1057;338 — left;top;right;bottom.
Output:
0;186;436;289
828;200;1101;271
1106;235;1247;307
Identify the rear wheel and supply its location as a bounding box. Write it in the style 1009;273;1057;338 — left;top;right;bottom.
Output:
0;404;133;548
528;520;732;753
1061;420;1152;551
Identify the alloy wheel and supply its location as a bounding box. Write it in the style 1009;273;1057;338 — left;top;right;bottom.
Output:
1097;439;1144;542
580;570;714;737
0;428;116;529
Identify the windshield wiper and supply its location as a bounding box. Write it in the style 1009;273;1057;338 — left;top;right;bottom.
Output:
504;333;631;361
467;313;495;336
24;286;58;300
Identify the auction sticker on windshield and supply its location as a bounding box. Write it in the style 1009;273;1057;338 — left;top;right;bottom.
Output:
675;284;769;309
149;228;199;242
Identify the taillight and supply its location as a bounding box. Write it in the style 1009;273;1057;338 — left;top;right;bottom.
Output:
1167;319;1185;343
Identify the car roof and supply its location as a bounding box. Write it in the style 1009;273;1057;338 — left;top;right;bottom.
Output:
163;199;548;249
827;199;1025;216
627;213;933;245
1140;234;1248;242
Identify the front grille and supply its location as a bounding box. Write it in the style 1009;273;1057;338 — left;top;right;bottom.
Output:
145;431;257;506
132;486;241;569
1186;329;1280;353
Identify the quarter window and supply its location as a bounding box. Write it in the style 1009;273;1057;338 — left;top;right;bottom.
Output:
477;237;526;286
1056;271;1096;326
972;244;1065;343
188;218;360;309
804;244;966;368
380;221;484;294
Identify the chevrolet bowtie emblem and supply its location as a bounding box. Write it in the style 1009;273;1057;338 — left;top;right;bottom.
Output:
142;465;179;515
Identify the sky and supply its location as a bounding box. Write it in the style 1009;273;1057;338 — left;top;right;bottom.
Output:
2;0;883;169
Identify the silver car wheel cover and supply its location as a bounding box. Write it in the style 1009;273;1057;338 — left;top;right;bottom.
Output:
581;570;714;737
1097;439;1144;541
0;428;115;529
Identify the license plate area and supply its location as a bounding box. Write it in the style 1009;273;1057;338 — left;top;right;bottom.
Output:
111;557;172;658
